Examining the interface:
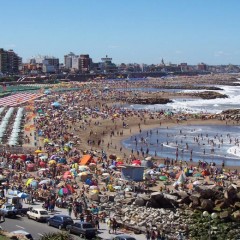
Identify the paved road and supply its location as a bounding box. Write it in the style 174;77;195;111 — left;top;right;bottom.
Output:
0;201;146;240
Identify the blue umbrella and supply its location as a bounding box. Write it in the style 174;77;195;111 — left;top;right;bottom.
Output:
52;102;61;107
17;192;29;199
158;164;166;168
44;90;51;94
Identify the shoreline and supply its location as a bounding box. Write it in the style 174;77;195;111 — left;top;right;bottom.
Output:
77;113;240;170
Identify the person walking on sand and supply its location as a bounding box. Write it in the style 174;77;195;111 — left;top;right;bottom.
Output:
68;203;72;217
107;217;112;234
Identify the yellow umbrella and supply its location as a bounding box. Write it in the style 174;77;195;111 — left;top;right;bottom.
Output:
72;163;78;170
91;190;99;194
43;138;50;143
26;178;34;186
78;172;88;176
35;149;42;154
49;160;56;165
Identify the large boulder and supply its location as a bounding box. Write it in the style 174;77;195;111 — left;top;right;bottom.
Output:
232;210;240;221
134;197;146;207
224;186;237;204
189;195;200;208
219;211;230;220
201;199;214;211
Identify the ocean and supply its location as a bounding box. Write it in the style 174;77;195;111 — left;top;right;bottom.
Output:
121;83;240;166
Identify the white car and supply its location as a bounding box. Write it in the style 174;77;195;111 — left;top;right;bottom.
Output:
26;208;49;222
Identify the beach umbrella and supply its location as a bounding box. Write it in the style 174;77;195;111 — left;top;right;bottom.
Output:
132;160;141;165
30;180;38;188
91;189;99;194
52;102;61;107
71;163;78;169
89;186;99;190
58;188;70;196
17;192;29;199
159;176;168;181
43;138;50;143
102;173;110;176
78;172;88;176
48;160;56;165
39;179;50;185
193;173;202;177
39;161;47;167
193;181;201;185
116;161;124;166
25;178;34;186
109;165;116;169
39;155;48;160
114;186;121;190
50;154;57;159
79;166;89;172
158;164;166;168
66;184;75;193
35;149;42;154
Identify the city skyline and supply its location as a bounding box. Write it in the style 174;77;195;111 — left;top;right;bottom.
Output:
0;0;239;65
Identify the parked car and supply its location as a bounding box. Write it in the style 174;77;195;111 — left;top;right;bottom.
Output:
47;214;74;230
27;208;49;222
112;235;137;240
11;230;33;240
66;222;96;239
0;203;18;218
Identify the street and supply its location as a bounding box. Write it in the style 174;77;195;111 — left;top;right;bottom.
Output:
0;201;146;240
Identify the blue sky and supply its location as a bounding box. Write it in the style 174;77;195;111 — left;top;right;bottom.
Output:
0;0;239;65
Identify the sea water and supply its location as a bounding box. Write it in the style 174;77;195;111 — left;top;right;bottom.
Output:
125;85;240;114
122;125;240;166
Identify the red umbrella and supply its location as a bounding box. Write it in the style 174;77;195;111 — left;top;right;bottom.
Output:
132;160;141;165
39;161;47;167
116;161;124;166
66;184;75;193
20;155;27;161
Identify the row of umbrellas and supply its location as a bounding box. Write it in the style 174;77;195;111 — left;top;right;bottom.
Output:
8;107;24;145
0;107;14;140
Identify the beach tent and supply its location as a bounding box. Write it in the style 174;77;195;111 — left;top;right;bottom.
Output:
177;172;186;184
121;166;144;182
79;154;92;165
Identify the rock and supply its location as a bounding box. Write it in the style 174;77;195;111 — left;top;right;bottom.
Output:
134;198;146;207
190;91;228;99
234;202;240;209
232;210;240;220
224;186;237;204
126;97;173;105
189;195;200;208
219;211;230;219
201;199;214;211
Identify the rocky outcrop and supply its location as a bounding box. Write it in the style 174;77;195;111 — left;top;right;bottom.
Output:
154;85;223;91
189;91;228;99
126;97;173;105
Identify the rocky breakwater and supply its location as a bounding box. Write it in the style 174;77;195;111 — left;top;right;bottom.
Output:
125;97;173;105
188;91;228;99
221;109;240;121
95;185;240;239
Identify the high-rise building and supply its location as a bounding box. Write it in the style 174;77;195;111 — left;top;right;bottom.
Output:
0;48;21;74
78;54;92;73
29;55;59;73
64;52;79;69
